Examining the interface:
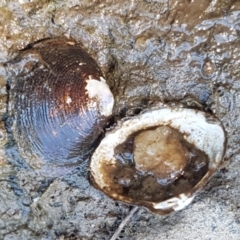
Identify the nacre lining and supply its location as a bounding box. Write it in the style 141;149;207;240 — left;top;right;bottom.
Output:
90;108;226;214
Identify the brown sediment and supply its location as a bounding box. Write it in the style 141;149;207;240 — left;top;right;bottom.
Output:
99;126;209;203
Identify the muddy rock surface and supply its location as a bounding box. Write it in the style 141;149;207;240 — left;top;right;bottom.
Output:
0;0;240;239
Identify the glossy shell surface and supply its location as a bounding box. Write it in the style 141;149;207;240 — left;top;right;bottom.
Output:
8;38;114;169
90;108;226;214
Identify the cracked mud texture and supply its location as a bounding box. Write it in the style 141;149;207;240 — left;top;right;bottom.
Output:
0;0;240;239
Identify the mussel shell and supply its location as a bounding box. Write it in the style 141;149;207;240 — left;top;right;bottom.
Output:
90;107;226;214
8;38;114;169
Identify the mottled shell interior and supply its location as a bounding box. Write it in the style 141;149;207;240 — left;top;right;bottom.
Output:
90;108;226;214
8;38;114;169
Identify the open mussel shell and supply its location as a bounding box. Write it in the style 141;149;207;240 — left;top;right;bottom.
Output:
8;38;114;170
90;108;226;215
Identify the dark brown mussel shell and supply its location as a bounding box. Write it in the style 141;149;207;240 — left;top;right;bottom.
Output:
7;38;114;170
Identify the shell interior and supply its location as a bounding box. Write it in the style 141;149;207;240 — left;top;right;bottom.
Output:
90;108;226;214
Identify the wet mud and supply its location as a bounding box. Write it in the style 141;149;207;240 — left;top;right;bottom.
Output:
0;0;240;239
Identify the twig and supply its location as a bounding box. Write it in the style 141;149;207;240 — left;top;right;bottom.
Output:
110;206;139;240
